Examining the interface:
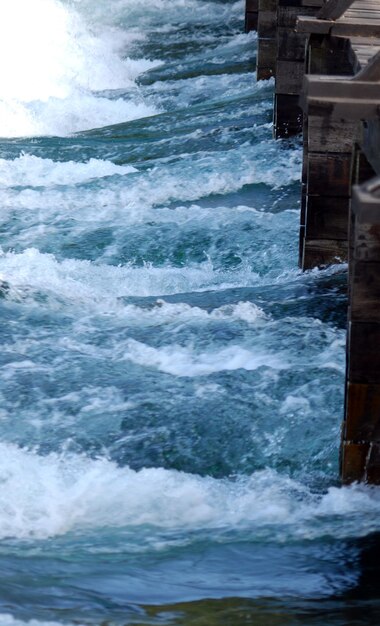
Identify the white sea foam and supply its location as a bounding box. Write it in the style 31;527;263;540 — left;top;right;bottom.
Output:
122;339;287;376
0;154;137;187
0;0;159;136
0;145;302;235
1;443;380;542
76;0;244;30
0;248;261;301
0;617;80;626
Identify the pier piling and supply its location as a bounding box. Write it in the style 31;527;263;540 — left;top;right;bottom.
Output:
248;0;380;483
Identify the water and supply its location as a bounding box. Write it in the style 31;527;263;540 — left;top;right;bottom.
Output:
0;1;380;624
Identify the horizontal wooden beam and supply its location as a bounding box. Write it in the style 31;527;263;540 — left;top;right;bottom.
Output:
300;74;380;119
297;14;380;37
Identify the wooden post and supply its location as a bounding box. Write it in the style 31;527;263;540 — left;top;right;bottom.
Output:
342;177;380;484
274;1;320;138
256;0;278;80
246;0;259;32
299;43;380;268
299;39;356;268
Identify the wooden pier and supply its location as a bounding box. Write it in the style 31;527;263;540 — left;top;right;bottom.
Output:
245;0;380;484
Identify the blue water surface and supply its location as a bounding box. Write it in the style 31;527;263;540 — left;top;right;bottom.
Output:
0;1;379;625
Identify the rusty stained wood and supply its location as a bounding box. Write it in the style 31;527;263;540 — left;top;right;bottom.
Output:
307;152;353;196
345;382;380;441
341;442;369;483
342;441;380;484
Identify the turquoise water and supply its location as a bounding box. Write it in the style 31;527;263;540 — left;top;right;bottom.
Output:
0;1;380;624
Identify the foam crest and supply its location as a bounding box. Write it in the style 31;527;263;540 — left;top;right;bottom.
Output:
0;0;159;136
0;154;137;187
0;147;302;230
122;339;287;376
0;249;260;301
1;443;380;542
0;617;77;626
132;300;268;325
77;0;243;29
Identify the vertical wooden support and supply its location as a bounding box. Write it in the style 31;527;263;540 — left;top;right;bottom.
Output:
245;0;259;32
274;1;319;138
300;114;357;268
299;35;356;268
342;178;380;484
256;0;278;80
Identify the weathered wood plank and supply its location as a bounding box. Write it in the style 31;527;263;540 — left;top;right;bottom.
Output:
350;261;380;320
246;12;259;31
257;38;277;79
347;321;380;384
301;237;348;267
276;60;305;93
307;152;353;197
317;0;355;21
345;382;380;441
301;75;380;120
307;116;356;152
277;28;309;61
305;195;349;239
341;442;369;484
246;0;259;10
274;93;303;136
297;14;380;37
258;9;278;37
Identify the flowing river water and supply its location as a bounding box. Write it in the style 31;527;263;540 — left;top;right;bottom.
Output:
0;1;380;624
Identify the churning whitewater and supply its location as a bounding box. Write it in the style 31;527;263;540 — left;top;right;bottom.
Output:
0;0;378;624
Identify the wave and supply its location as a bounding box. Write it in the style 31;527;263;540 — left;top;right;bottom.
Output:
0;154;137;187
0;442;379;543
0;0;159;136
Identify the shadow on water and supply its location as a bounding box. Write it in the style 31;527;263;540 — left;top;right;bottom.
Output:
1;533;380;625
130;534;380;626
